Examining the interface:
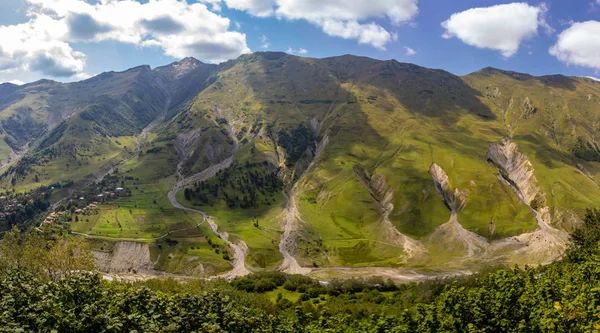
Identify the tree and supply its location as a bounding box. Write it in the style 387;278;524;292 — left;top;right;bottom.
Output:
0;227;96;280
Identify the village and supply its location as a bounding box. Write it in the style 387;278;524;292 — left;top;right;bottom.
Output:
0;185;54;232
40;173;131;228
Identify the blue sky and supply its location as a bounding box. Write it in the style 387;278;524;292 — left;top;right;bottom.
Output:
0;0;598;84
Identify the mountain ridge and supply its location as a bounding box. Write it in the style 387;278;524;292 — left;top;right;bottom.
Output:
1;51;599;278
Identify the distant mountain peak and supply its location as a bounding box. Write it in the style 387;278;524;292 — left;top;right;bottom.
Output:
474;67;533;81
125;65;152;73
154;56;207;79
180;57;201;64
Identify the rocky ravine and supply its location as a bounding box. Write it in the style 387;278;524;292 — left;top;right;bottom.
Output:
279;135;329;275
425;163;489;258
353;165;428;262
97;137;573;282
486;138;570;264
422;139;571;266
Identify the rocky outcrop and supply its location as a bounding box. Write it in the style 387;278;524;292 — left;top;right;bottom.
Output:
353;165;427;260
485;138;570;263
522;97;536;116
429;163;468;213
426;163;488;257
353;166;394;218
486;138;540;204
93;242;154;274
174;128;201;159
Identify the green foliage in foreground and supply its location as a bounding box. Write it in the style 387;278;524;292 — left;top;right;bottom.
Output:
3;209;600;331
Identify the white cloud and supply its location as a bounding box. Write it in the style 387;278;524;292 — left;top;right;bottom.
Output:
223;0;418;50
0;0;250;79
286;47;308;55
260;34;270;49
224;0;274;17
441;2;551;58
404;46;416;56
320;20;394;50
585;76;600;81
0;14;84;77
199;0;222;11
73;72;93;80
0;79;25;85
275;0;418;25
549;21;600;71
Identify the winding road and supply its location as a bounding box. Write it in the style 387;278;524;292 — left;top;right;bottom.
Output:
167;156;251;280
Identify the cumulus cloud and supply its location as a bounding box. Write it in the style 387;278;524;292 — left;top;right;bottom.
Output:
0;15;84;77
0;0;250;78
404;46;416;56
441;2;552;57
222;0;418;50
549;21;600;71
224;0;274;17
66;12;112;40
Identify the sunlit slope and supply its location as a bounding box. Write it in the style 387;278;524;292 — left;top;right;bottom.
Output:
2;53;600;270
291;58;537;267
463;69;600;230
178;54;600;268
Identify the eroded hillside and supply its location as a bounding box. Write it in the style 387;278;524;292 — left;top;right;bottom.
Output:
3;52;600;278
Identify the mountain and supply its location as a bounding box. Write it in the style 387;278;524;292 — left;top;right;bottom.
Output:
2;52;600;278
0;59;217;189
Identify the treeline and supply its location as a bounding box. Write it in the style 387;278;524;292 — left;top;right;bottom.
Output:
3;211;600;331
184;161;283;209
573;137;600;161
275;123;317;167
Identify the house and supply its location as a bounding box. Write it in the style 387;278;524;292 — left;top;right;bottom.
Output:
116;187;124;191
74;209;82;214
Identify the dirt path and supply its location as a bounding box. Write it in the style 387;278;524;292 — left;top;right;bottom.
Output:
71;221;205;242
167;148;250;280
278;188;312;275
277;136;329;275
309;267;473;284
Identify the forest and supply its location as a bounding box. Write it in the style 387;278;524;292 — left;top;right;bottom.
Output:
184;161;283;209
1;209;600;331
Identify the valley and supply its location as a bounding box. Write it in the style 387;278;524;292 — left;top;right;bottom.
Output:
1;53;600;281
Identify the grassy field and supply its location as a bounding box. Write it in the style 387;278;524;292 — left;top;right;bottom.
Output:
177;189;286;269
70;142;233;274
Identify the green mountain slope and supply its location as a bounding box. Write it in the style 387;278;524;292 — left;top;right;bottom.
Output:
170;53;600;271
2;52;600;276
0;59;217;189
